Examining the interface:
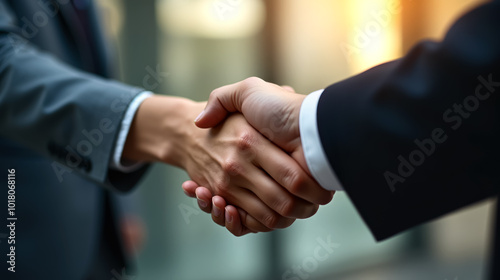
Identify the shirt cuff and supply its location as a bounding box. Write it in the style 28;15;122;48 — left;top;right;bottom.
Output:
110;91;153;173
299;90;344;191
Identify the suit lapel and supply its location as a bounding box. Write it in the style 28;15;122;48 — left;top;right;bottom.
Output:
56;0;99;74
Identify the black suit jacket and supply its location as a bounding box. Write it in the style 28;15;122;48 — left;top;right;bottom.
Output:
317;1;500;278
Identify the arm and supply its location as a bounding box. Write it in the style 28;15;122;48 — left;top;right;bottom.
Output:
0;19;145;190
0;1;329;232
123;96;331;232
190;0;500;239
189;82;336;235
312;0;500;240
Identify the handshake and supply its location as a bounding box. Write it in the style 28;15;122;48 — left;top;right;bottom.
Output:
183;77;335;236
184;77;335;236
123;77;334;237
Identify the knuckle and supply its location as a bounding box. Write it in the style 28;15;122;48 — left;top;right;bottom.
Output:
277;198;296;218
283;168;307;195
210;88;221;99
241;76;263;89
263;213;280;229
236;132;255;151
222;159;243;177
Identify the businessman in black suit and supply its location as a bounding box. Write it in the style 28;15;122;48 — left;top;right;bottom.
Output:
0;0;333;279
187;0;500;278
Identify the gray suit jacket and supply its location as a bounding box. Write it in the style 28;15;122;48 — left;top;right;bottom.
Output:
0;0;148;279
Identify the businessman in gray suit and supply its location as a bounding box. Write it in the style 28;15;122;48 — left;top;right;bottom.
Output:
0;0;333;279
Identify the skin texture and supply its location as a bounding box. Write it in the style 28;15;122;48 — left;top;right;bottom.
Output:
184;78;335;236
122;94;328;233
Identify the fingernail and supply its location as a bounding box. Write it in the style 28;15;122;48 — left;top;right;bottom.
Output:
213;203;222;217
197;198;208;208
225;207;233;223
194;110;205;123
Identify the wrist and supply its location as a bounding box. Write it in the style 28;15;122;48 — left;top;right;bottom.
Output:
285;93;307;152
288;95;314;178
122;94;205;167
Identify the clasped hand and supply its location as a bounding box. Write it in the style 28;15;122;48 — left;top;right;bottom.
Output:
183;77;335;236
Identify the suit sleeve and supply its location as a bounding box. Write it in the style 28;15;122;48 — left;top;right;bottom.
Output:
317;0;500;241
0;1;148;192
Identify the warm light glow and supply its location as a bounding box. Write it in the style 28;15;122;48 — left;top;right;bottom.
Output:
343;0;402;73
95;0;124;37
157;0;266;39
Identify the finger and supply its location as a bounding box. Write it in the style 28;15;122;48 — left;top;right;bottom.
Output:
194;83;240;128
241;135;321;217
235;207;281;234
182;180;199;198
225;206;257;236
222;186;295;230
235;208;258;234
195;187;213;214
256;142;335;206
244;162;318;219
213;198;273;234
211;196;227;226
195;77;263;128
291;148;336;205
281;85;295;93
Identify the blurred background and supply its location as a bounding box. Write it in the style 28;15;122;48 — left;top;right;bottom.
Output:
96;0;496;279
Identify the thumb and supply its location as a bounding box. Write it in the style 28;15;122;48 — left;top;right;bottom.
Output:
194;80;250;128
194;92;230;128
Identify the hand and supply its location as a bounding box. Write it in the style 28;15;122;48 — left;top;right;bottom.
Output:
195;77;305;160
183;180;255;236
183;179;333;236
122;95;324;232
185;79;335;235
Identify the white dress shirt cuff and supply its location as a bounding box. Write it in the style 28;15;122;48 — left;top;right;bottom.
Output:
299;89;344;191
110;91;153;173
